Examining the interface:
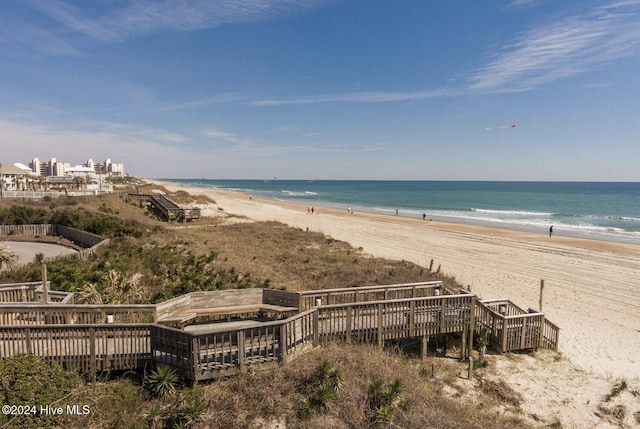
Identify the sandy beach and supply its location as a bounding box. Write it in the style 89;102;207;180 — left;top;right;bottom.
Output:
151;180;640;427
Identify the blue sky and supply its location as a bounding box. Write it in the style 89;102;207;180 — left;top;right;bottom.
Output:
1;0;639;180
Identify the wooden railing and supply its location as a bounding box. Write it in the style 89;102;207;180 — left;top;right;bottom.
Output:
296;281;458;311
0;304;156;325
0;324;151;380
0;282;560;381
474;299;559;352
0;282;40;303
149;294;474;381
0;282;74;304
542;319;560;352
314;294;474;344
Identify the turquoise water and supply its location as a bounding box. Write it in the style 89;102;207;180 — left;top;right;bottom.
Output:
163;179;640;244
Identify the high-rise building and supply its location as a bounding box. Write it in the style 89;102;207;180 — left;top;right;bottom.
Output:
48;158;57;176
29;158;41;175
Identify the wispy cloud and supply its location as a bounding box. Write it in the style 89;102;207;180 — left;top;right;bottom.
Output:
22;0;331;46
468;1;640;91
251;89;452;106
507;0;545;9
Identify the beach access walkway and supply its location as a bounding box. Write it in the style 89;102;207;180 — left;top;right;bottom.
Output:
0;281;559;382
126;193;200;222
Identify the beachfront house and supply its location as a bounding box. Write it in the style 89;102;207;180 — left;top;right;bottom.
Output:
0;163;29;192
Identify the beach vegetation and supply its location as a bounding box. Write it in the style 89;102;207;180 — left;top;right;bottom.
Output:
605;379;628;402
0;244;17;270
0;205;48;225
147;364;181;397
0;354;81;429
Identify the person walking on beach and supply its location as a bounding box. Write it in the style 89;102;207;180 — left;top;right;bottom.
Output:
549;225;553;237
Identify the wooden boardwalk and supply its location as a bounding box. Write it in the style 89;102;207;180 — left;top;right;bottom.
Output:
0;281;559;381
126;193;200;222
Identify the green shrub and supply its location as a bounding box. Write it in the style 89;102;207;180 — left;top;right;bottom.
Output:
0;206;48;225
147;364;181;397
0;354;80;428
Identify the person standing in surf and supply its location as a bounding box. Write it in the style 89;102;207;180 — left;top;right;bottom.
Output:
549;225;553;237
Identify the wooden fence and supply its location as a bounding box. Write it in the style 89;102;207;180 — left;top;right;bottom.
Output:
0;223;110;261
0;224;54;236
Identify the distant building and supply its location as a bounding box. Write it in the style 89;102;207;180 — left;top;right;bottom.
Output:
25;156;124;179
0;163;29;191
66;165;95;177
13;163;35;176
29;158;49;177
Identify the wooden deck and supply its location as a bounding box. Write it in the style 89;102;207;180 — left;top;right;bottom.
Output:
0;281;560;381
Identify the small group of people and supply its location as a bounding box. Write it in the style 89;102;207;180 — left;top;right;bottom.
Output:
306;207;315;214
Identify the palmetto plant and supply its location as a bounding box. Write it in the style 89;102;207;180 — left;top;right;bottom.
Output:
368;378;406;425
181;400;206;426
301;360;345;416
383;379;405;406
147;364;180;397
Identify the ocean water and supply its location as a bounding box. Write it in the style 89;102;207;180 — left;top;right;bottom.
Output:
164;179;640;244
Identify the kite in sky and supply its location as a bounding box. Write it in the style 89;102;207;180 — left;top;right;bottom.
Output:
486;124;516;131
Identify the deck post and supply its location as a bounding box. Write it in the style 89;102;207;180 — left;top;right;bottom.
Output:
237;331;245;370
41;264;49;304
377;303;383;349
313;309;319;345
191;336;199;381
421;335;428;360
501;316;508;353
25;327;32;354
460;326;467;360
537;315;545;351
345;306;352;343
539;280;544;312
468;296;475;358
439;297;446;334
280;323;288;364
89;327;96;383
409;301;415;337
